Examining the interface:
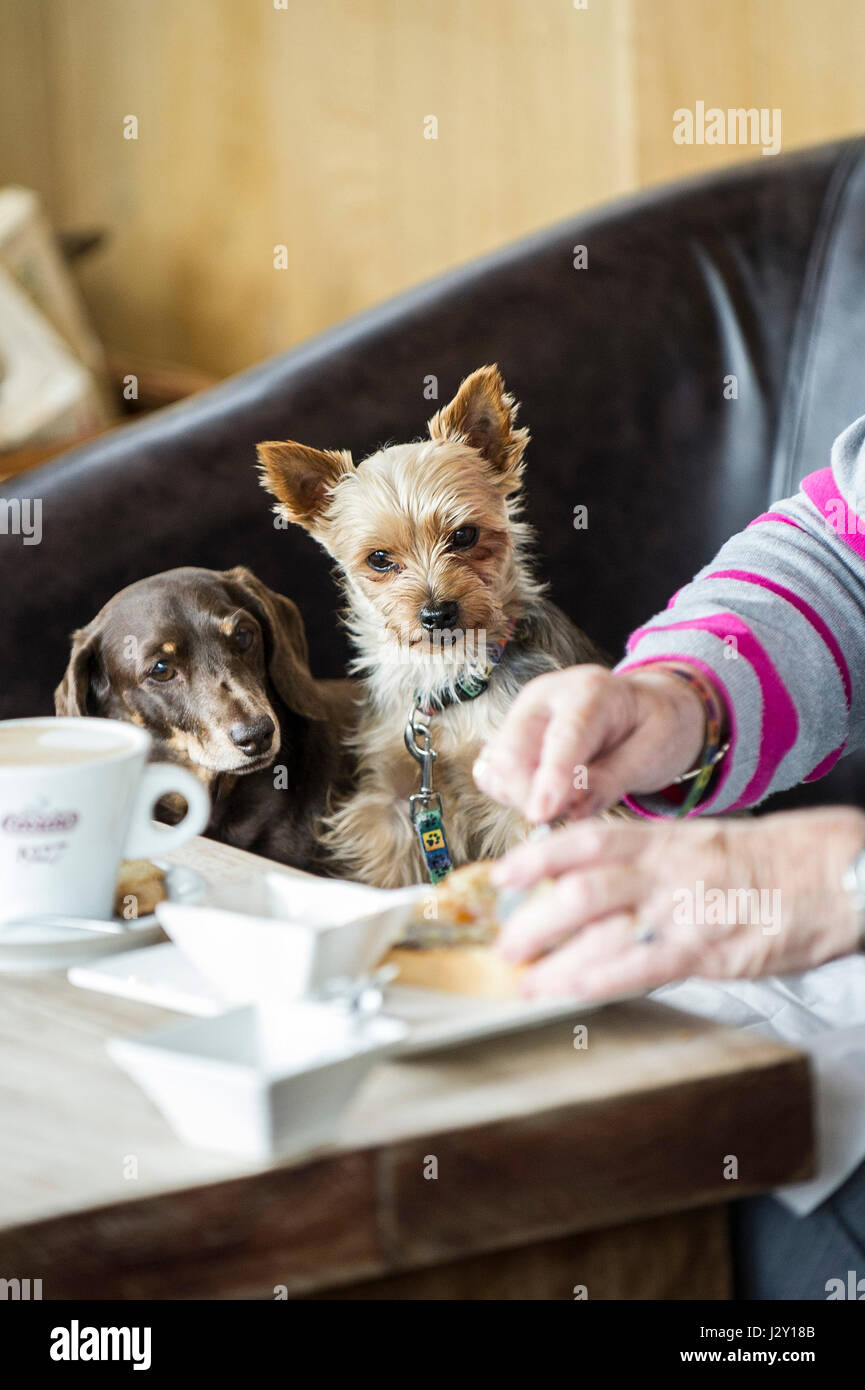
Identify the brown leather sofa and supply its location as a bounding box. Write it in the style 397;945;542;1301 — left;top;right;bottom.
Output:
4;136;865;810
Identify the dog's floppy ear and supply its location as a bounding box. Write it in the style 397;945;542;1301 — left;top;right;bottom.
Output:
256;441;354;530
54;625;107;717
428;364;529;481
222;566;322;721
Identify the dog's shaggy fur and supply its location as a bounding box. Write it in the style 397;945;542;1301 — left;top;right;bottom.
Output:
258;366;603;887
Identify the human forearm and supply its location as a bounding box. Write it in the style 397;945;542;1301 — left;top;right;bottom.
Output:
619;418;865;814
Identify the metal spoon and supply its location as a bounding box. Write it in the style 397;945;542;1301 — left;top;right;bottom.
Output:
497;822;554;919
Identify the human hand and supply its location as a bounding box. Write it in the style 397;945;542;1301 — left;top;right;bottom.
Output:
491;808;865;1000
473;662;712;823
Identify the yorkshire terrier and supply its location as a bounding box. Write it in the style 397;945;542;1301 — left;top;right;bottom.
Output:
257;365;603;887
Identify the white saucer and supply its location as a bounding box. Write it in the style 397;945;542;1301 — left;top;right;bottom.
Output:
0;863;206;973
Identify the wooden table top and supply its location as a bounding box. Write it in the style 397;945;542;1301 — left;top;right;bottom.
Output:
0;837;815;1298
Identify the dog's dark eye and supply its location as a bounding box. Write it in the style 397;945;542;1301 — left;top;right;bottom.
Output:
366;550;394;572
449;525;479;551
234;624;255;651
148;660;176;683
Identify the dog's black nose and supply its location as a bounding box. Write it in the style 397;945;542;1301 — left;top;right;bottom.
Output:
230;716;275;757
419;601;459;631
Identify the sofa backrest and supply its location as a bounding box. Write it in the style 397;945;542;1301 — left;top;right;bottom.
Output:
4;138;865;807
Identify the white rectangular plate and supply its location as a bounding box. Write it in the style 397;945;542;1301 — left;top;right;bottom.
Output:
69;942;605;1055
385;985;602;1055
69;942;229;1017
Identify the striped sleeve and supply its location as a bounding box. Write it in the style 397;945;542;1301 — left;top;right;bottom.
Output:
616;413;865;816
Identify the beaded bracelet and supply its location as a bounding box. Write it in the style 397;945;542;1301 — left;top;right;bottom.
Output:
663;665;730;818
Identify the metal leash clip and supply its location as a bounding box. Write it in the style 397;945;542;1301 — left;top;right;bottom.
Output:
405;703;453;882
404;705;441;821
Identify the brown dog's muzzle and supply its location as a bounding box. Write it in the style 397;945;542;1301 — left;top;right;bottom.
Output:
229;715;276;759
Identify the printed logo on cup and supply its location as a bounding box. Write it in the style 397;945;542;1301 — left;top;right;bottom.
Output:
1;800;80;866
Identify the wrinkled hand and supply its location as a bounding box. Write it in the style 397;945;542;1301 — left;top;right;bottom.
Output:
473;663;710;823
491;808;865;1000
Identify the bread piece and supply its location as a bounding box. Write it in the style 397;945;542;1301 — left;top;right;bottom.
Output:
382;942;525;998
382;861;525;998
114;859;166;918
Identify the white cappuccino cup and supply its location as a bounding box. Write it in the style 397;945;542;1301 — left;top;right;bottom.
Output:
0;717;211;923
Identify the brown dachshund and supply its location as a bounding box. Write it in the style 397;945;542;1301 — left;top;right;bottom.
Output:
55;566;356;871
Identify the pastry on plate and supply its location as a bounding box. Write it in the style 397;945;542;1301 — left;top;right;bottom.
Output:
114;859;167;919
381;861;528;998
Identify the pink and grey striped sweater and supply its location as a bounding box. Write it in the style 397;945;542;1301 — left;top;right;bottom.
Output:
617;414;865;817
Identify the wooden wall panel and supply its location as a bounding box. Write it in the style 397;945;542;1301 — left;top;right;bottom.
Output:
1;1;864;378
634;0;865;186
757;0;865;150
0;1;55;208
5;0;632;376
633;0;765;185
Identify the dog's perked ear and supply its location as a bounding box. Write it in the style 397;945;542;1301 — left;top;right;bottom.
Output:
256;441;354;530
221;567;323;721
427;364;530;482
54;625;108;717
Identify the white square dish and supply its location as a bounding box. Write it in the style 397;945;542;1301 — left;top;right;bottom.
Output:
107;1001;407;1159
155;872;422;1005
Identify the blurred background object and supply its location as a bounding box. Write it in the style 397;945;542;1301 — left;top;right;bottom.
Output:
0;188;109;382
0;186;112;467
0;181;219;478
2;0;865;410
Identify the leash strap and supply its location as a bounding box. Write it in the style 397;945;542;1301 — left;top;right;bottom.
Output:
412;803;453;884
404;706;453;882
406;617;518;883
